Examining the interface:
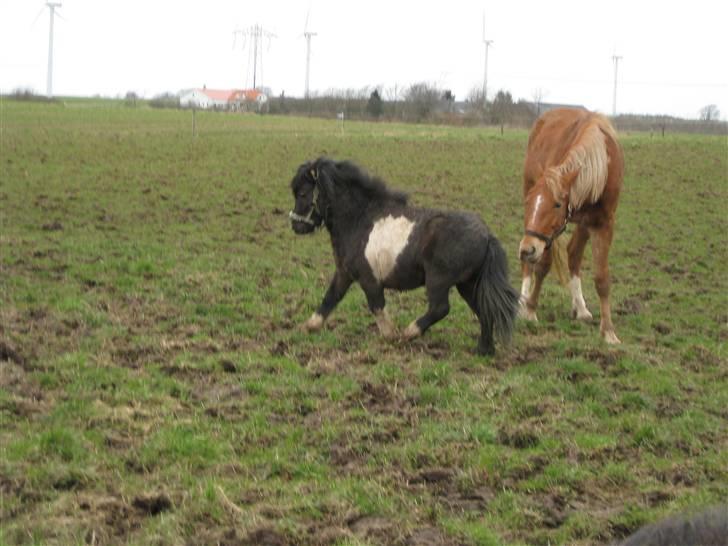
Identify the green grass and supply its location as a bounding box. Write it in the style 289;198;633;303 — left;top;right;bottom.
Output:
0;99;726;545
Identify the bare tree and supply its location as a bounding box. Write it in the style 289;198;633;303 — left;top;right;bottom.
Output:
403;82;441;122
531;88;547;117
699;104;720;121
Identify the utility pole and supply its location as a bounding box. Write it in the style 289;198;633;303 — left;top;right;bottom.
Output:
233;24;276;90
612;54;622;116
46;2;62;98
482;14;493;110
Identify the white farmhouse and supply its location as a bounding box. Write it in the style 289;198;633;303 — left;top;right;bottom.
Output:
179;87;268;111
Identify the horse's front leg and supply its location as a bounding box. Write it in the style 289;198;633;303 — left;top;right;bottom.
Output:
518;261;536;320
590;222;620;344
568;223;592;321
360;281;398;339
303;269;353;332
519;248;552;321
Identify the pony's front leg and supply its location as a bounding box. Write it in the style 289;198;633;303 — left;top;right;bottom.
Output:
361;282;398;339
303;270;353;332
590;222;620;344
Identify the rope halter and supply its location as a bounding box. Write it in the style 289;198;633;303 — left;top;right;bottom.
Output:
288;168;321;226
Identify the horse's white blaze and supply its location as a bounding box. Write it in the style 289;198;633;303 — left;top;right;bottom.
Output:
569;276;592;320
365;215;415;282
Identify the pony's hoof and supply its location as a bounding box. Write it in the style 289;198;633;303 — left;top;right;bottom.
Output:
403;322;421;341
603;330;621;344
303;313;324;333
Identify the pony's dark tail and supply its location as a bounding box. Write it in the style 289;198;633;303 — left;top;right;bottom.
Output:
475;236;519;355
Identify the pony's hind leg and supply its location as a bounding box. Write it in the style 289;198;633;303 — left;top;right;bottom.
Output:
567;223;593;321
403;278;450;340
457;279;493;354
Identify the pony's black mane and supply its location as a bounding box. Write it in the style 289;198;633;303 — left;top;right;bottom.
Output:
315;157;408;206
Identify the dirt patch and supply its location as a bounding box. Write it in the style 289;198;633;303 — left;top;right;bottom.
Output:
347;515;401;544
405;526;454;545
77;492;173;543
497;425;541;449
494;344;549;370
0;340;25;366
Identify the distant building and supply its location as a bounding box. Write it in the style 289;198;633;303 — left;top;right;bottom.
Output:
524;102;587;116
179;87;268;111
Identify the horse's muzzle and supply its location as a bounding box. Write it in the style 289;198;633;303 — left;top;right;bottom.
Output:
519;235;545;263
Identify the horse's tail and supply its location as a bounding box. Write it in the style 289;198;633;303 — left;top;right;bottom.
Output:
475;236;519;354
551;236;570;286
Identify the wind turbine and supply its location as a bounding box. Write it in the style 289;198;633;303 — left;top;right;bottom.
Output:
303;9;317;99
482;12;493;109
45;2;62;98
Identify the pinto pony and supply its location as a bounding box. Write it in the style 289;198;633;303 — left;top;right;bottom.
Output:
288;157;519;355
518;108;624;344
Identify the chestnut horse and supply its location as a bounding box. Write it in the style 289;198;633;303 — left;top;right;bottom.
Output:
518;108;624;344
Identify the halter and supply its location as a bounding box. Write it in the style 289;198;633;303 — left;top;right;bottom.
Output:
525;204;573;250
288;168;321;226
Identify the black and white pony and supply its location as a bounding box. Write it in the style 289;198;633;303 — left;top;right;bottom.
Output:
288;157;519;355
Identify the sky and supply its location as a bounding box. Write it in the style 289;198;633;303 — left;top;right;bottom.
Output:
1;0;726;119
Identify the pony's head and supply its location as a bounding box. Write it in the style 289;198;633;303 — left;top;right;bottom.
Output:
289;160;326;234
519;167;577;263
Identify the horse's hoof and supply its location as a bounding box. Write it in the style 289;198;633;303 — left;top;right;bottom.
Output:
403;322;421;340
603;330;621;344
518;305;538;321
303;313;324;332
572;308;593;321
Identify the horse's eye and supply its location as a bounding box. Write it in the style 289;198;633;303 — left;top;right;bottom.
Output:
554;202;562;209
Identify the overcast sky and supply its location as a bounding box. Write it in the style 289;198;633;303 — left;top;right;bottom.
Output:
1;0;726;119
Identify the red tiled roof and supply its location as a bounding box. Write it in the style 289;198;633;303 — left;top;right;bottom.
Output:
200;89;236;101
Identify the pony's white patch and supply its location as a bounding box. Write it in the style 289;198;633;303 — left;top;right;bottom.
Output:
569;276;592;320
365;215;415;282
304;312;324;332
374;309;397;339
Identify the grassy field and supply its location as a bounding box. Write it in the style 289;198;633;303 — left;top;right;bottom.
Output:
0;100;726;546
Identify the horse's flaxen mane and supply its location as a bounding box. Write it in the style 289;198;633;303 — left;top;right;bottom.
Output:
316;158;409;205
545;115;616;208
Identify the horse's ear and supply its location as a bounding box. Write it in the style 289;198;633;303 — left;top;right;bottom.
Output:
534;162;545;180
561;168;579;188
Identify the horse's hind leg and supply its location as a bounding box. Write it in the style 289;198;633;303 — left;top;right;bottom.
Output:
567;223;592;320
403;277;450;340
590;222;620;344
